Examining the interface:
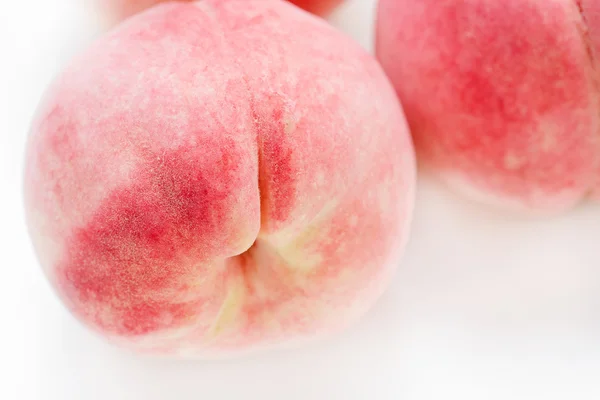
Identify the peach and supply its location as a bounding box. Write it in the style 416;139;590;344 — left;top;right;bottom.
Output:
100;0;344;23
376;0;600;211
24;0;415;357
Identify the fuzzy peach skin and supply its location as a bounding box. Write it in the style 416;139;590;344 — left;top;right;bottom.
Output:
99;0;344;23
24;0;415;357
376;0;600;212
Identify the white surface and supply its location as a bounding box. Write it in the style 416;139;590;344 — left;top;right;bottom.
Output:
1;0;600;399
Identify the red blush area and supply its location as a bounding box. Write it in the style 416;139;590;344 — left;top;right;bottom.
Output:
57;145;237;336
288;0;344;16
255;100;297;225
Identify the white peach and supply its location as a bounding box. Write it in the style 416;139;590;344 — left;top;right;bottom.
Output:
25;0;415;356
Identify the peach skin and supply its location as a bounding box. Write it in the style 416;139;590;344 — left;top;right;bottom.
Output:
24;0;415;357
376;0;600;212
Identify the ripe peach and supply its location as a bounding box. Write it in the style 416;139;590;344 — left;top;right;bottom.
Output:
376;0;600;211
101;0;344;23
25;0;415;357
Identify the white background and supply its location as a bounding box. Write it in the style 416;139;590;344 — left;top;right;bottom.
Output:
1;0;600;399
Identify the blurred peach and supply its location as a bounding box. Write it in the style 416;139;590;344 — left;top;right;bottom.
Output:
101;0;344;23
